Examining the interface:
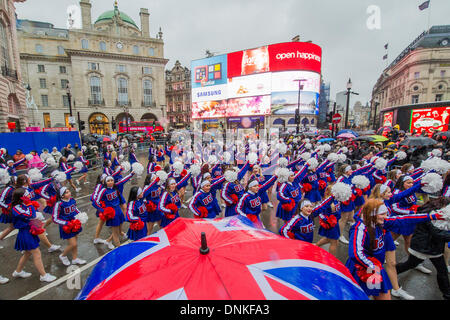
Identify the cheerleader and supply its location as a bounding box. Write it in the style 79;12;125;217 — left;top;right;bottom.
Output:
0;176;16;243
6;157;26;176
125;186;148;241
156;146;165;166
300;159;322;204
147;155;159;174
39;171;64;229
221;164;251;217
59;156;80;192
74;151;89;185
91;174;108;245
52;187;86;266
249;165;271;210
158;178;182;228
345;199;443;300
10;188;57;282
129;147;138;165
189;180;221;219
235;176;277;227
141;173;162;234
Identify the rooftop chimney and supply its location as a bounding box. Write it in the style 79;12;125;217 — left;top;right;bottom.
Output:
140;8;149;38
79;0;92;30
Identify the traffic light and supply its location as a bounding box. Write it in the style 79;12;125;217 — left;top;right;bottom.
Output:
111;119;116;131
79;120;86;131
295;109;300;124
326;112;333;123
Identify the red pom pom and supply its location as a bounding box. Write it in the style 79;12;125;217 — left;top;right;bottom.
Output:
63;223;72;234
355;188;363;197
181;169;187;177
320;218;331;230
130;220;144;231
21;196;31;205
246;214;258;223
287;231;295;239
282;199;295;212
154;165;162;172
198;206;208;218
31;201;40;210
327;176;332;182
327;215;338;228
30;225;45;235
1;208;9;215
410;204;419;213
318;180;327;190
100;207;115;221
302;183;312;193
230;194;239;204
146;201;156;213
166;203;178;214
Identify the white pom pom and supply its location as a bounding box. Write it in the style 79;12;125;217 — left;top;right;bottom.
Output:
132;162;144;176
28;168;43;182
40;153;50;161
250;144;258;153
300;152;311;162
421;158;450;174
81;146;87;152
421;173;443;194
338;154;347;163
121;161;131;173
75;211;89;224
339;147;348;154
304;138;311;143
223;151;232;164
156;170;168;185
119;154;124;161
0;168;10;179
25;154;33;161
189;164;201;177
431;149;442;158
247;152;258;165
277;157;288;168
173;161;184;174
327;153;339;163
275;167;292;183
331;182;353;202
277;143;287;155
133;143;137;149
224;170;238;182
306;157;319;170
375;158;388;171
208;155;217;164
396;151;407;161
187;151;194;160
46;157;56;166
67;154;75;161
73;161;83;173
35;211;45;221
323;144;331;152
351;175;370;190
431;204;450;231
304;143;312;150
55;171;67;183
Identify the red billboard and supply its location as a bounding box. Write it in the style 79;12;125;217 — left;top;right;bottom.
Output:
227;42;322;78
383;112;394;127
410;106;450;135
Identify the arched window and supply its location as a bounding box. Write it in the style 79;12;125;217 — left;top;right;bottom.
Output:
89;76;102;104
99;41;106;51
117;77;128;104
0;23;10;68
143;79;153;106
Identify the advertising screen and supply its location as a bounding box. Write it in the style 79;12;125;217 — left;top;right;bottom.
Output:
191;84;228;103
227;73;272;99
271;91;319;115
410;106;450;135
192;99;228;119
226;95;271;117
191;54;228;89
271;71;321;93
383;112;394;127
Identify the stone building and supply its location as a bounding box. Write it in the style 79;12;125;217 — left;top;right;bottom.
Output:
165;60;191;130
17;0;168;134
0;0;28;132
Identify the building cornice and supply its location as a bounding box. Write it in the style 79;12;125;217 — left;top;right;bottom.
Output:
19;53;71;63
64;49;169;65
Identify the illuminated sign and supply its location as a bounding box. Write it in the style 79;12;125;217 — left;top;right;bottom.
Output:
191;54;228;89
192;99;227;119
410;106;450;135
383;112;394;127
271;91;319;115
271;71;320;93
226;95;271;117
191;84;228;102
227;73;272;99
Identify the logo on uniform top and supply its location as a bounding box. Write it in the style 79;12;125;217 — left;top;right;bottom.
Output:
171;195;181;204
291;189;299;198
249;197;261;208
300;223;314;234
234;185;243;192
151;190;160;198
106;191;118;201
202;194;213;206
63;204;77;215
308;175;318;182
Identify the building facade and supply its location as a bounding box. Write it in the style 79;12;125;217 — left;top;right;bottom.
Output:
371;25;450;130
318;80;330;128
18;0;168;134
165;60;191;130
0;0;28;132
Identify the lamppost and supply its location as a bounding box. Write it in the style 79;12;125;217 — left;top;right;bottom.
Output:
293;78;307;134
372;96;380;130
66;83;73;128
344;78;359;129
122;105;129;133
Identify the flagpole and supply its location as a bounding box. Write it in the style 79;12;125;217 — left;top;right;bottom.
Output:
427;0;432;31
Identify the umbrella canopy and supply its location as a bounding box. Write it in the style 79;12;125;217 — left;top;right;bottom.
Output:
356;135;389;142
337;133;356;139
318;138;336;143
376;126;392;135
77;216;368;300
336;129;359;137
399;136;437;147
102;137;111;142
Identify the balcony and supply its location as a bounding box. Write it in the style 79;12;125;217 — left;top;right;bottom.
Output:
141;100;156;108
88;98;105;106
116;99;131;107
1;66;18;80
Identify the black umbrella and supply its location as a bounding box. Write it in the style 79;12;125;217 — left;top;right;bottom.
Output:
399;136;437;147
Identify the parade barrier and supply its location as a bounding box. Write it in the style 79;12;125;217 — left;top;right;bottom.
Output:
0;131;81;154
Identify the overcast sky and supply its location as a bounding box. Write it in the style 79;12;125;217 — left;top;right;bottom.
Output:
15;0;450;106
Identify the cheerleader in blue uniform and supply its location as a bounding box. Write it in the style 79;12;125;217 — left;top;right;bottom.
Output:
142;173;162;234
90;174;109;245
6;157;26;176
0;176;16;243
40;172;63;229
125;186;148;241
158;178;182;228
346;199;443;300
147;155;159;174
10;188;56;282
59;156;80;193
276;165;309;223
110;151;123;180
156;146;165;166
249;165;271;210
235;176;277;228
189;180;221;219
221;164;251;217
129;147;138;165
52;187;86;266
301;163;322;204
74;151;89;186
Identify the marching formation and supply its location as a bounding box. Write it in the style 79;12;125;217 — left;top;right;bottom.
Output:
0;135;449;301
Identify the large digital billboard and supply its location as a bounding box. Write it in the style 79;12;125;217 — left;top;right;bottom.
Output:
191;41;322;120
410;106;450;135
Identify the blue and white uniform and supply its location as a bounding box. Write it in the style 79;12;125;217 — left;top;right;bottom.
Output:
158;190;181;228
93;187;126;227
0;186;14;224
125;199;148;240
142;178;163;223
189;189;221;219
52;198;82;240
276;165;309;221
12;203;40;251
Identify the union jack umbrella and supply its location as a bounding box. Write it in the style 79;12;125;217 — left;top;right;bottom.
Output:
76;216;368;300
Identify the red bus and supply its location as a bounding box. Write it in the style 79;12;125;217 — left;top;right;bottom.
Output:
118;121;164;133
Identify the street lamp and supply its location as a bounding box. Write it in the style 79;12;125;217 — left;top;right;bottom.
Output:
293;78;307;134
122;105;129;133
344;78;359;129
66;83;73;128
372;96;380;130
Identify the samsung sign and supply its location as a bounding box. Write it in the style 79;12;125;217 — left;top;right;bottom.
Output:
191;84;227;102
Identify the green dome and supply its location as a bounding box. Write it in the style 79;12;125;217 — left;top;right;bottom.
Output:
95;9;139;29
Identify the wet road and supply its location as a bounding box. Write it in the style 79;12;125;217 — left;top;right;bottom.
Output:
0;152;446;300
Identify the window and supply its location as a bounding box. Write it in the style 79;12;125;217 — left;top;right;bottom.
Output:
441;70;446;77
41;95;48;107
61;79;69;89
63;95;70;107
59;66;66;74
414;72;420;79
133;45;139;55
412;95;419;104
116;64;127;73
39;78;47;89
88;62;99;71
143;66;152;75
186;82;190;89
413;85;419;91
90;76;102;103
99;41;106;51
43;113;51;128
81;39;89;49
38;64;45;73
435;94;443;102
117;77;128;104
143;79;153;106
57;46;65;55
35;44;43;53
0;23;10;68
148;47;154;56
